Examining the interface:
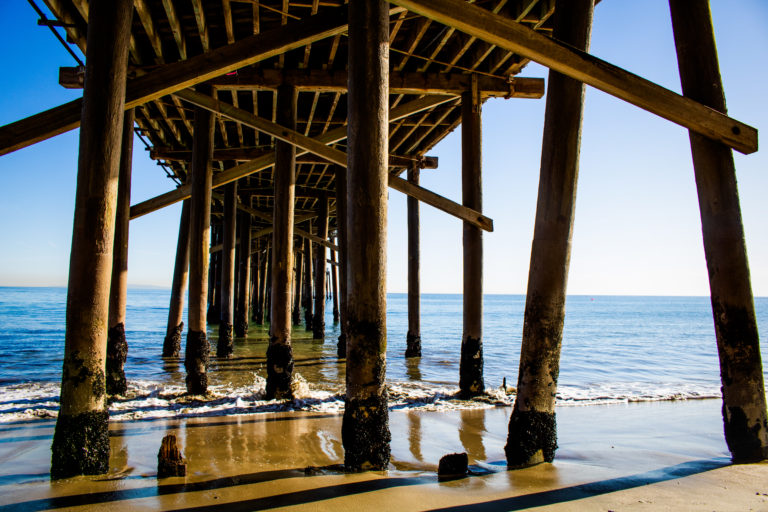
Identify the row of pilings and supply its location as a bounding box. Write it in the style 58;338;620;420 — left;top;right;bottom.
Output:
49;0;767;480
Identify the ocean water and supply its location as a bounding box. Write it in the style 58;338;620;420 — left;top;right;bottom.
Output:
1;287;766;423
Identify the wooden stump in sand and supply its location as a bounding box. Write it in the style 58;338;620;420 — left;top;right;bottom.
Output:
158;434;187;478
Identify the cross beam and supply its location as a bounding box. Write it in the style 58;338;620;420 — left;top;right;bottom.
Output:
0;5;364;156
175;88;493;232
387;0;757;154
129;95;456;219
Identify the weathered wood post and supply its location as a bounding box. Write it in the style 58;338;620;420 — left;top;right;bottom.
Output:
331;243;340;324
218;182;237;357
505;0;593;468
185;85;215;395
106;108;134;397
302;234;314;331
405;165;421;358
50;0;132;479
670;0;768;462
342;0;391;471
335;166;348;357
164;199;191;357
255;241;268;325
250;256;259;322
207;223;221;324
265;244;272;325
459;83;484;396
266;84;297;399
293;241;304;325
235;211;252;337
313;197;329;339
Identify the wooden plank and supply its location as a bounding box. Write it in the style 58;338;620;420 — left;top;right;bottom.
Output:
129;95;454;219
176;88;494;231
0;6;352;156
388;0;758;154
212;69;544;98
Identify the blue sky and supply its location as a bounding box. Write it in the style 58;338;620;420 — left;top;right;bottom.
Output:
0;0;766;296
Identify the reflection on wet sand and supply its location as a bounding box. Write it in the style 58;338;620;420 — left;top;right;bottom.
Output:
407;412;422;462
459;408;486;463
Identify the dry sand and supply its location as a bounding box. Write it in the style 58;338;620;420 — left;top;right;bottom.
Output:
2;399;768;511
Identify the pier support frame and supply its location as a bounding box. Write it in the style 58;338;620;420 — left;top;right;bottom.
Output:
505;0;593;468
164;199;191;357
342;0;391;471
331;244;340;324
405;165;421;358
51;0;132;479
185;86;215;395
266;84;297;399
106;108;134;397
459;87;483;396
218;182;237;357
313;197;329;339
335;165;349;357
670;0;768;462
235;211;252;337
255;242;268;325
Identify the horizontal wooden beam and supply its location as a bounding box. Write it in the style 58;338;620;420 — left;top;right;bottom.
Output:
388;0;758;154
151;147;438;169
129;95;453;219
0;6;353;156
176;88;493;232
213;69;544;99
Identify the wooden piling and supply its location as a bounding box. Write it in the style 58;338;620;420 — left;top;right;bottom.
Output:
459;84;484;397
164;199;191;357
302;234;314;331
255;242;268;324
293;240;303;326
405;165;421;358
207;222;221;324
218;182;237;357
266;84;297;399
185;85;215;395
51;0;133;479
235;211;252;337
313;198;329;339
342;0;391;471
331;244;340;324
335;165;348;357
106;108;134;397
505;0;593;468
670;0;768;462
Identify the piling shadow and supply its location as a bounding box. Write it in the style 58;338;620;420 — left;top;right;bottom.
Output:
424;458;731;511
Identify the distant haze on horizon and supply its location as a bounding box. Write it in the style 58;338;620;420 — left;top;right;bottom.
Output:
0;0;766;298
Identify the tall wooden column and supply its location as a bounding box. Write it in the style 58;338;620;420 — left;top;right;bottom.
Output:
255;242;268;324
106;108;134;396
302;234;314;331
250;256;259;322
505;0;593;468
331;244;340;323
460;85;484;396
164;199;191;357
405;165;421;358
207;223;221;324
313;198;329;339
267;84;297;399
335;166;349;357
235;211;252;337
670;0;768;462
293;240;304;325
185;85;215;395
343;0;391;471
51;0;132;479
218;182;237;357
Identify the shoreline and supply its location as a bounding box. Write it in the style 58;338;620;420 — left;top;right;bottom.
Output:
3;399;768;510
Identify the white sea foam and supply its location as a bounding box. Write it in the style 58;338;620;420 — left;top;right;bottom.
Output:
0;377;723;424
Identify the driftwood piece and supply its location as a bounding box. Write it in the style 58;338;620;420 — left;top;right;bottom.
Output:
438;452;468;480
158;434;186;478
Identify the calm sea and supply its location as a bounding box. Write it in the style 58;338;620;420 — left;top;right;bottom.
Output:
1;287;766;422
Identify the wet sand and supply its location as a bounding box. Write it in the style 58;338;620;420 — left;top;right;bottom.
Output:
2;399;768;511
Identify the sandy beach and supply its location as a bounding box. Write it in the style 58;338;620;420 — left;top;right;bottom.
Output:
2;398;768;511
